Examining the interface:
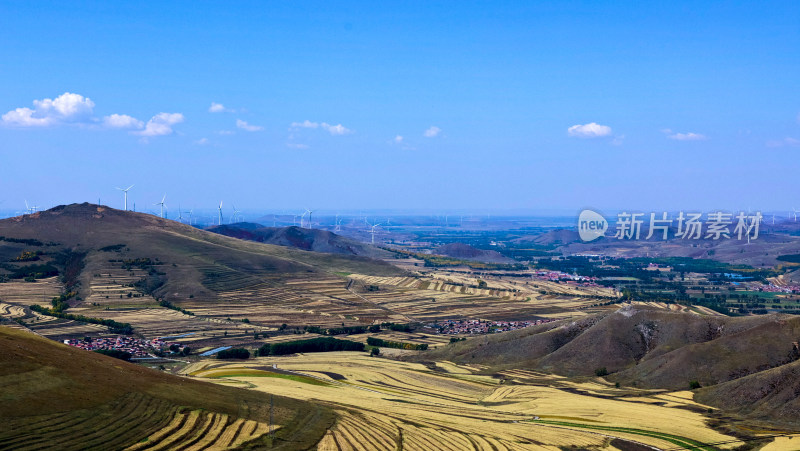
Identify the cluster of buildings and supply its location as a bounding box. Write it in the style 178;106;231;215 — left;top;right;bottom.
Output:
758;283;800;294
533;270;599;286
432;318;555;335
63;335;183;358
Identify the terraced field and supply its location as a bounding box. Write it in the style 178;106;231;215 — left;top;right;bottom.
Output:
0;326;332;451
188;352;745;450
345;273;603;322
0;276;62;305
125;409;270;450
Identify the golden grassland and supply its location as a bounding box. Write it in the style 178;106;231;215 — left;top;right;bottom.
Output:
185;352;750;450
0;326;333;450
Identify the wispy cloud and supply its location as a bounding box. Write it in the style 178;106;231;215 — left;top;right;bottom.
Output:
2;92;96;127
290;120;319;129
567;122;612;138
209;102;235;113
289;120;352;135
423;126;441;138
286;142;310;149
662;129;707;141
394;135;403;143
766;137;800;148
236;119;263;132
135;113;184;137
322;123;351;135
194;137;209;145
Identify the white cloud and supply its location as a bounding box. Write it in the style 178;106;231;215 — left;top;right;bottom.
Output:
217;130;235;135
322;122;351;135
287;142;310;149
662;129;706;141
611;134;625;146
236;119;263;132
766;137;800;148
289;120;352;135
394;135;403;143
135;112;184;137
2;92;95;127
195;137;209;145
209;102;235;113
103;114;144;129
423;126;441;138
290;120;319;129
567;122;612;138
671;132;706;141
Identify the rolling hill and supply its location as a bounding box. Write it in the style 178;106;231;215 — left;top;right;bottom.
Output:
431;242;515;264
207;223;391;259
0;326;333;450
529;226;800;267
415;306;800;425
0;203;405;332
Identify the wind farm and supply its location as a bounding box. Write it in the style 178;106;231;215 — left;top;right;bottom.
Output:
3;1;800;450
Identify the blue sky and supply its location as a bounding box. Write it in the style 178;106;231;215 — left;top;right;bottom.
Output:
1;1;799;215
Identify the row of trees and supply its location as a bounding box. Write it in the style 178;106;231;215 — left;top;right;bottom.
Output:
217;348;250;359
257;337;364;356
367;337;428;351
30;304;133;334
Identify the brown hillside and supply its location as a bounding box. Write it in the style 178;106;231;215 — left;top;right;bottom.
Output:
0;326;333;450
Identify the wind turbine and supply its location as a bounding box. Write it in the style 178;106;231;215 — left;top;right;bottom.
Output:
299;209;308;228
115;185;134;211
793;208;799;222
218;201;224;225
24;200;39;214
334;214;342;232
154;194;166;218
368;221;382;244
231;205;242;224
304;208;313;228
177;204;184;223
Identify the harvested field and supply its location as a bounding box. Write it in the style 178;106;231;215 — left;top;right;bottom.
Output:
191;352;743;450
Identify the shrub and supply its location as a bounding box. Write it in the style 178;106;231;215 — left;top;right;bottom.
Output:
370;347;380;356
595;367;609;377
217;348;250;359
689;380;702;390
94;349;132;361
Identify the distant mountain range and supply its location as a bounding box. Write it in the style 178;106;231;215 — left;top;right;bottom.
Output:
432;242;515;264
207;223;392;259
527;225;800;269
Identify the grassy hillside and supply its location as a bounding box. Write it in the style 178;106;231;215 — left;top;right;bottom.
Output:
0;326;333;450
696;359;800;427
0;204;403;315
415;307;800;425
